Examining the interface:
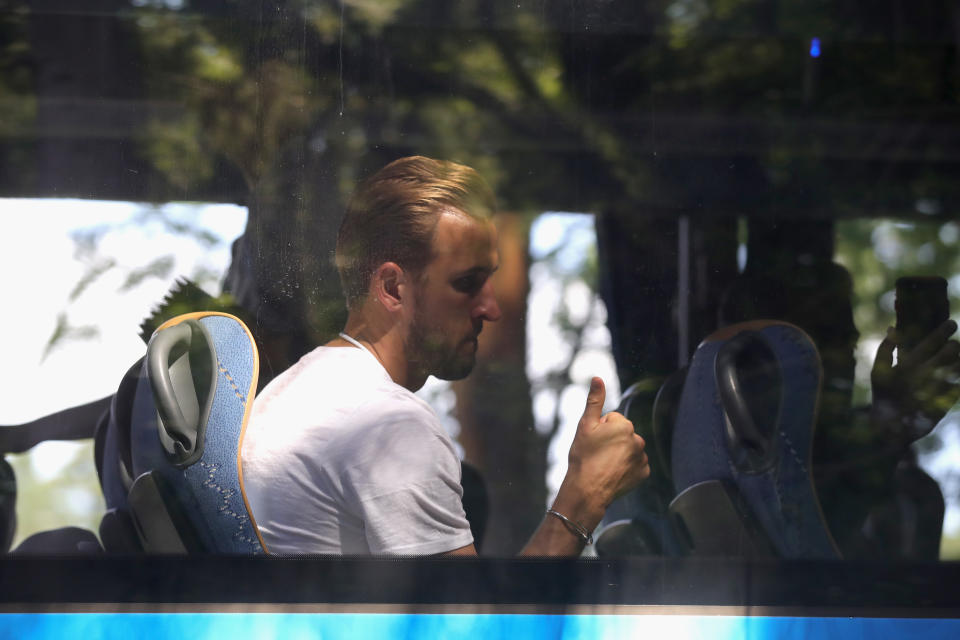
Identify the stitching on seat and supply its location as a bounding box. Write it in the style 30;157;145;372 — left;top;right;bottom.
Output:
198;460;259;546
779;430;806;472
218;361;246;404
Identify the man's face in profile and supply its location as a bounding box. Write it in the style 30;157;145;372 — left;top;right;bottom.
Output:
404;210;501;381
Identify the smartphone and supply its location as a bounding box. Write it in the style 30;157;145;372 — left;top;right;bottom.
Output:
895;276;950;352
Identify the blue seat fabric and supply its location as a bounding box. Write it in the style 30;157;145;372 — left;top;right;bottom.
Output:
671;321;839;559
130;314;263;554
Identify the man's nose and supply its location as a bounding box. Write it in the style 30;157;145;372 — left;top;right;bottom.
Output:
475;281;502;322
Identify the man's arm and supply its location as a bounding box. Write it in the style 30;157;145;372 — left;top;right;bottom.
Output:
521;376;649;556
817;320;960;555
445;377;650;557
871;320;960;449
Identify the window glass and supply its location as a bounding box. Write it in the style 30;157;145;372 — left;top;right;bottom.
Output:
0;199;245;546
3;0;960;622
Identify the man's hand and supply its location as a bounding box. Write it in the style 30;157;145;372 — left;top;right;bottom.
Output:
556;377;651;524
520;377;649;556
872;319;960;446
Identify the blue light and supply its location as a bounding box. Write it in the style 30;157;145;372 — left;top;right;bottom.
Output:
5;613;960;639
809;37;821;58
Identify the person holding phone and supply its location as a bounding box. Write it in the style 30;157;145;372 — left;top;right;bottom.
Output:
720;267;960;559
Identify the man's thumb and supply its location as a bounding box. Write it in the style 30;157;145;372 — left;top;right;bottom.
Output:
581;377;606;424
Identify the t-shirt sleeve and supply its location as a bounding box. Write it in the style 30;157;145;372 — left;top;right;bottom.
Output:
341;398;474;555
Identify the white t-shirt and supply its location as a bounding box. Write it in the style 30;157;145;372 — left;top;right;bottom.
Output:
241;345;473;555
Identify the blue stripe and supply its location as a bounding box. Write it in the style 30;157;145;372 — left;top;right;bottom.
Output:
2;613;959;640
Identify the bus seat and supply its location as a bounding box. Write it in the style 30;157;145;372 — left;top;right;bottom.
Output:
862;460;945;561
11;526;102;555
669;320;840;559
0;458;16;552
123;312;266;554
594;371;688;557
95;359;142;515
1;400;110;555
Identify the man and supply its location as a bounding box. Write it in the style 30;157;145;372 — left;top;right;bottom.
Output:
242;156;649;555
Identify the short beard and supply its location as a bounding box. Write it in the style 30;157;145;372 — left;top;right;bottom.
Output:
405;302;476;382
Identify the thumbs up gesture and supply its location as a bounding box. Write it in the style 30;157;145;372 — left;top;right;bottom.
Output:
556;377;651;525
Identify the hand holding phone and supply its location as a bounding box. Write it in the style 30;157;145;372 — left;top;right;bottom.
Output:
895;276;949;353
871;275;959;444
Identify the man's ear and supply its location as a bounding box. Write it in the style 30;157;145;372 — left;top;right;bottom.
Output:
371;262;406;311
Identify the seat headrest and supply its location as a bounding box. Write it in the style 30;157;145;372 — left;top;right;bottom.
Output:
129;312;265;554
671;320;839;559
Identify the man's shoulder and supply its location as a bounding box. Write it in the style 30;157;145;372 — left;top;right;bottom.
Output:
349;387;442;439
306;346;439;424
269;345;385;387
255;345;443;439
256;346;388;408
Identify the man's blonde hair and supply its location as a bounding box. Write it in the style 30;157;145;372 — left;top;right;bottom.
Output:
335;156;497;307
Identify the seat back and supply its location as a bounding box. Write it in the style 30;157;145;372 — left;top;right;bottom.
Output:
594;374;687;557
124;312;266;554
1;397;112;554
669;320;839;559
0;458;16;553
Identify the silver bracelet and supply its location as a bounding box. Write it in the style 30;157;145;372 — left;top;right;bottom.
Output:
546;508;593;545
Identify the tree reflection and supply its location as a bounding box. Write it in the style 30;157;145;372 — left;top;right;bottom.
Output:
3;0;960;555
